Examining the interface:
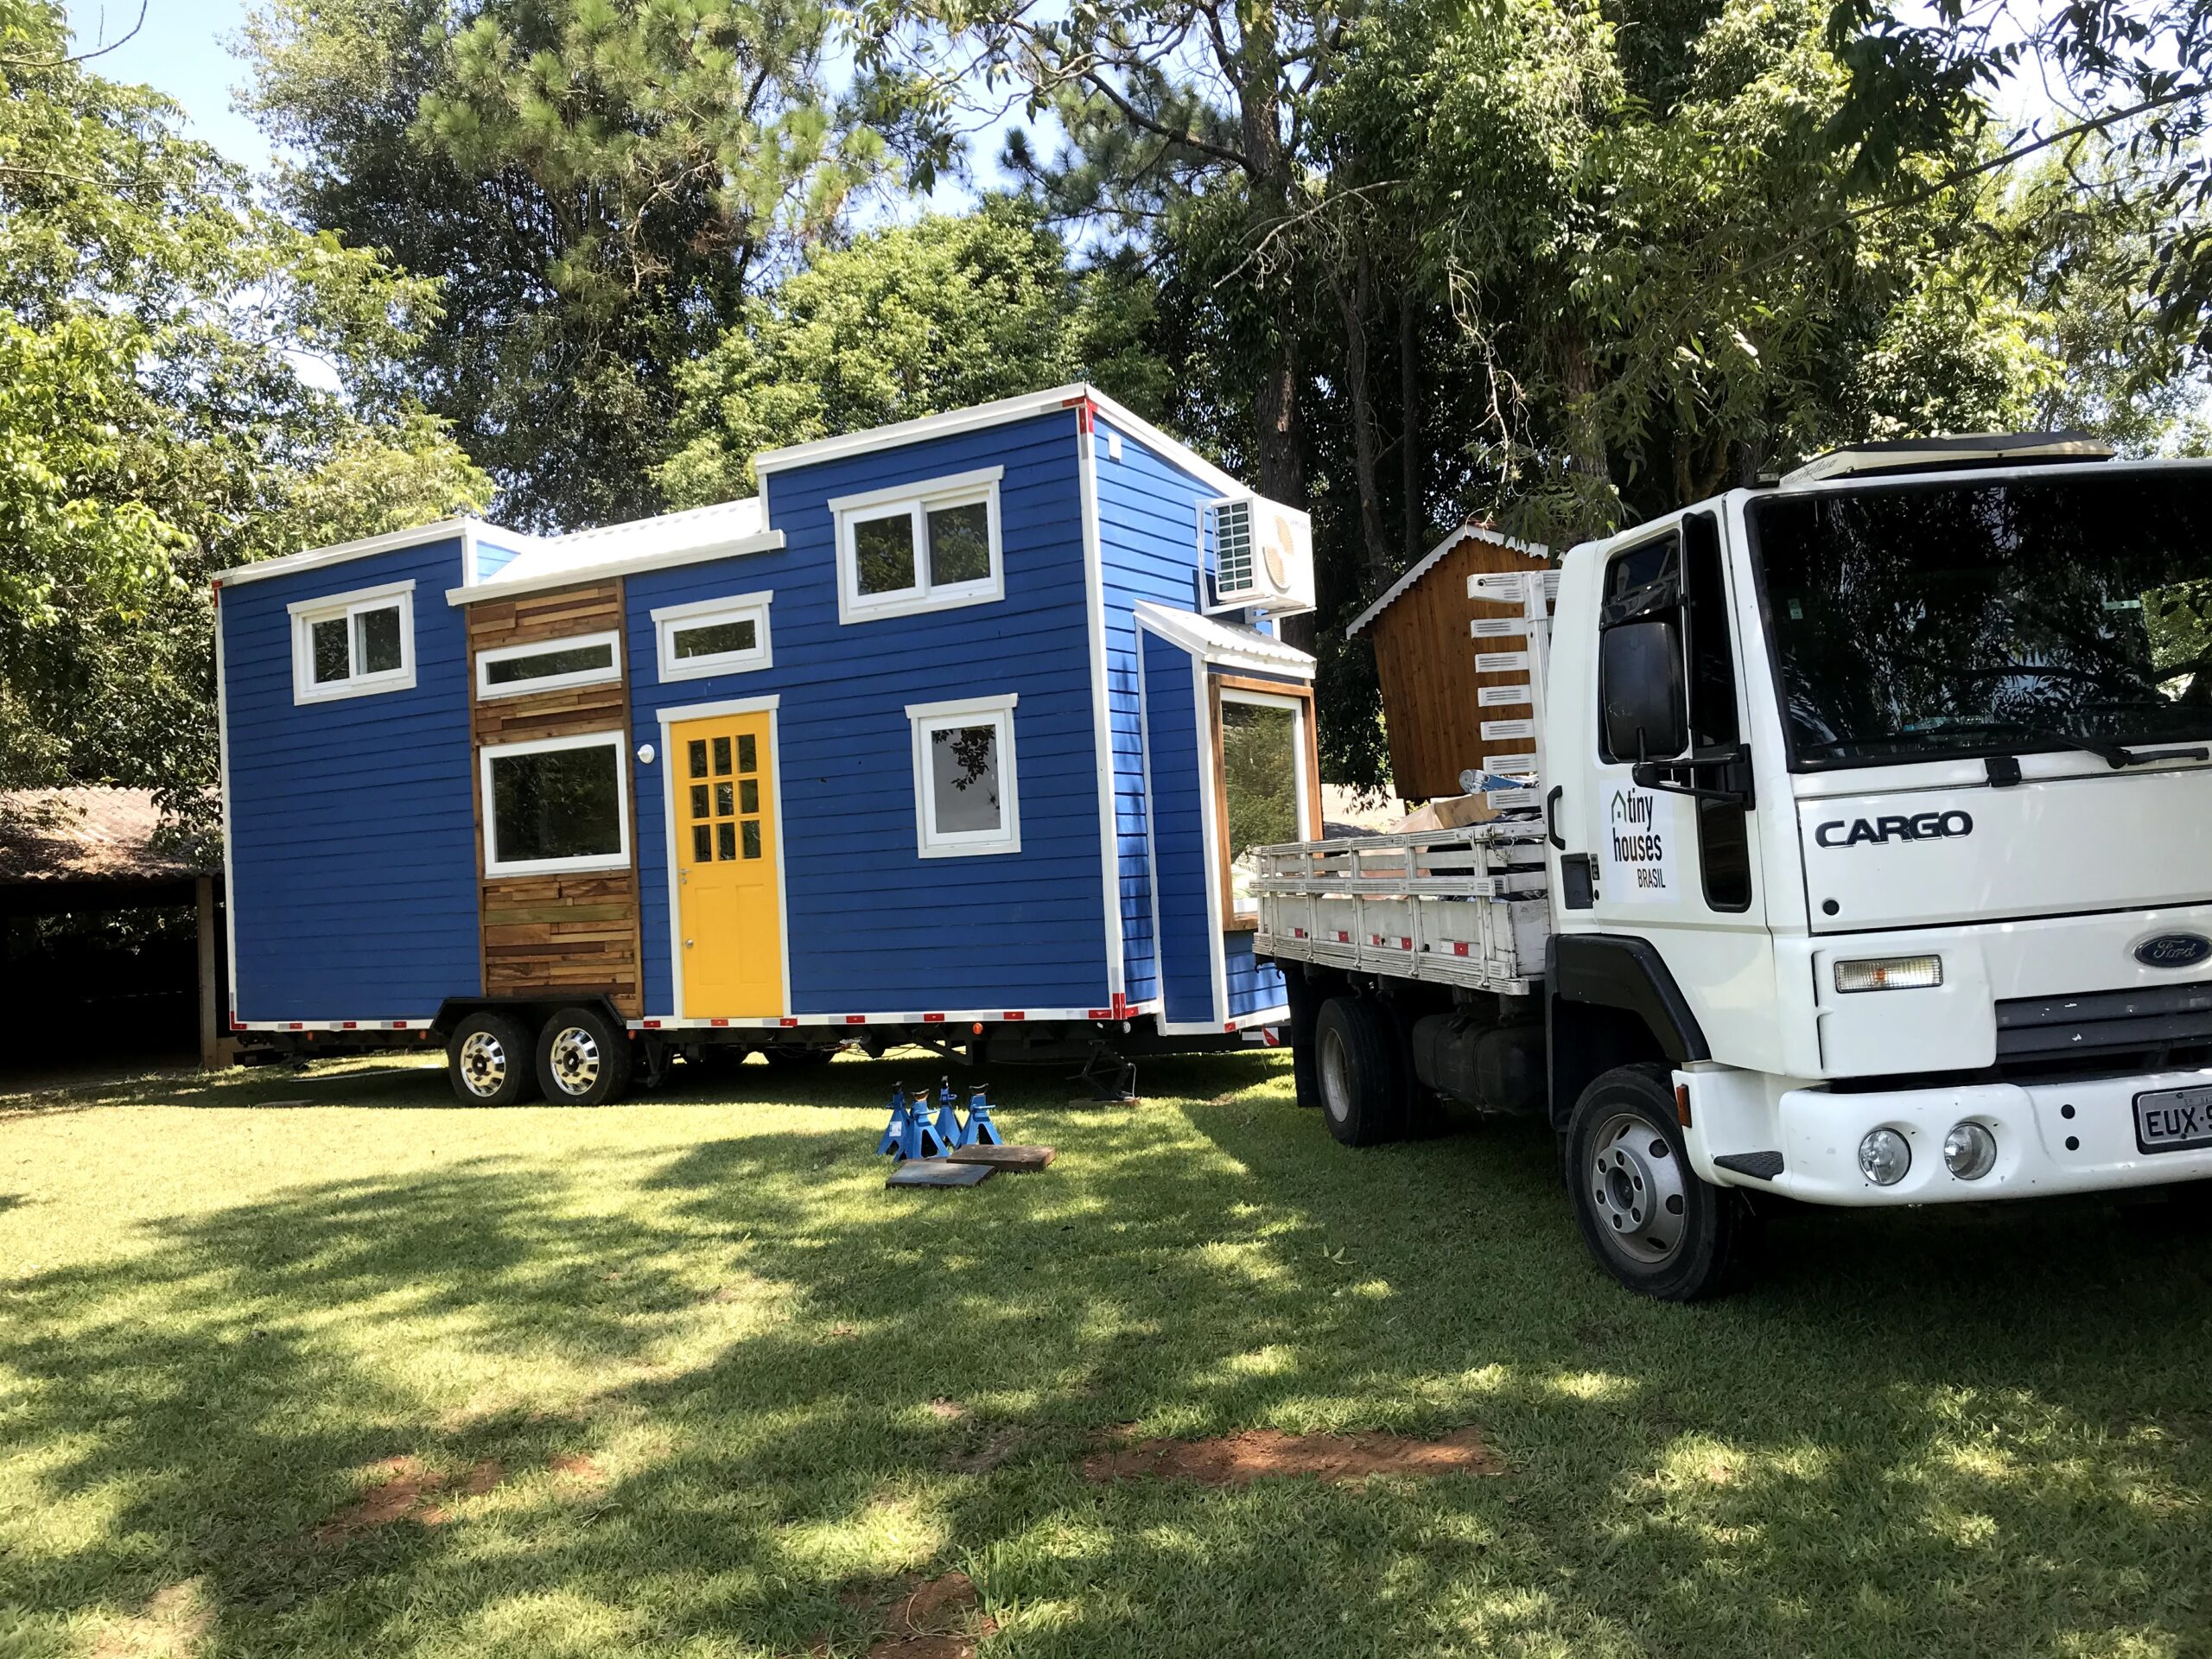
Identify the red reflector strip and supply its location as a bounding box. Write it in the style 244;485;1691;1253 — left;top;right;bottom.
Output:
285;1022;303;1031
392;1020;409;1030
1452;942;1471;957
1223;1021;1236;1032
1003;1011;1025;1021
844;1014;867;1024
641;1019;662;1028
709;1018;728;1027
779;1017;799;1027
923;1013;945;1024
1088;1008;1113;1020
1335;931;1351;943
231;1018;245;1031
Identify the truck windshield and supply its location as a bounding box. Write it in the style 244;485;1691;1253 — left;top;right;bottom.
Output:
1748;467;2212;769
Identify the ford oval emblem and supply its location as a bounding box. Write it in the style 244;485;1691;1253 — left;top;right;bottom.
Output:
2134;932;2212;969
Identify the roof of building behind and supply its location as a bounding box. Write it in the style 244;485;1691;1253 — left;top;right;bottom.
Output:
1345;520;1552;639
0;788;212;885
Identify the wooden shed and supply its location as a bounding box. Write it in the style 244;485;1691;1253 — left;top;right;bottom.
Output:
1346;522;1553;803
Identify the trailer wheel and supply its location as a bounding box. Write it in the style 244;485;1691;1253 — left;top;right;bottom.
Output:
535;1005;632;1107
1567;1064;1756;1301
1314;996;1408;1147
447;1011;538;1107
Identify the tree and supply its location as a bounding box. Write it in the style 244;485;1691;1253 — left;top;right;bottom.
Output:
243;0;918;531
0;0;490;839
658;201;1166;504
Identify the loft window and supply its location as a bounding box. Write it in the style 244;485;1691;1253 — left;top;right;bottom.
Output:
480;732;631;877
830;467;1004;623
289;580;416;704
1214;683;1315;925
906;693;1020;857
475;630;621;700
652;591;773;681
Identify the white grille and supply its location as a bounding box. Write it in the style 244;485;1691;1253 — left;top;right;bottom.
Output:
1215;499;1255;593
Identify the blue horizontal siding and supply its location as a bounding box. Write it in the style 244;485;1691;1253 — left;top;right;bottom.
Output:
1141;629;1216;1026
221;538;480;1020
1226;931;1287;1019
628;410;1111;1016
1101;419;1228;1018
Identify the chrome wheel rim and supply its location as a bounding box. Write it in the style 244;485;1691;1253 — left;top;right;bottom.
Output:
1319;1026;1353;1122
458;1030;508;1098
548;1026;601;1096
1588;1110;1688;1265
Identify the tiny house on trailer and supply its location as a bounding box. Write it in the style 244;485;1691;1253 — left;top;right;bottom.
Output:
213;385;1320;1103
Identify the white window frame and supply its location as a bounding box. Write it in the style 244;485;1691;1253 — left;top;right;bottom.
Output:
289;580;416;705
906;692;1021;859
830;466;1004;625
652;590;773;682
475;629;623;701
1217;685;1313;921
479;729;632;878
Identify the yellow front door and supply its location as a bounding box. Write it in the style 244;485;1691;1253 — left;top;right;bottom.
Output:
672;712;784;1018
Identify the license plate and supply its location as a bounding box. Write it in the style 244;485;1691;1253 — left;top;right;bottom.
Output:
2133;1084;2212;1154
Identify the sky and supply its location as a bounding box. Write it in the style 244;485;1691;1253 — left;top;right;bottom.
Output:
64;0;273;172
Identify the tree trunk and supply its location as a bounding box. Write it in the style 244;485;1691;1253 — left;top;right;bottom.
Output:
1401;291;1421;562
1336;254;1395;595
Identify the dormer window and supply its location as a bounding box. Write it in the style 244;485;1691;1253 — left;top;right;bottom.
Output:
830;467;1003;623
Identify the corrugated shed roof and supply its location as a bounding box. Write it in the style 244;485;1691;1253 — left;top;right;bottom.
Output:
1344;521;1551;639
0;788;210;884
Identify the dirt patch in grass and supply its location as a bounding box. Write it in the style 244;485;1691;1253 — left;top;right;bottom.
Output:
550;1452;607;1493
818;1569;999;1658
91;1577;213;1658
311;1456;506;1541
1083;1426;1500;1485
938;1423;1026;1476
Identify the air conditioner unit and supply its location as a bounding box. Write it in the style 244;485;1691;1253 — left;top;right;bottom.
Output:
1201;493;1315;616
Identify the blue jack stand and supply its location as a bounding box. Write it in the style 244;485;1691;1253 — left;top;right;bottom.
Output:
932;1077;963;1153
876;1083;948;1160
961;1085;1004;1147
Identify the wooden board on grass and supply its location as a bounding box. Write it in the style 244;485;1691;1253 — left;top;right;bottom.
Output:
886;1159;995;1188
945;1144;1057;1172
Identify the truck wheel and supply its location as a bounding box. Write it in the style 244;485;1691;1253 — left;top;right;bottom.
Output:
1314;996;1408;1147
447;1011;538;1107
1567;1064;1755;1301
536;1005;632;1107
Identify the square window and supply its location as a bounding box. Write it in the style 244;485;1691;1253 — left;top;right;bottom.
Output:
482;734;629;876
653;592;772;683
291;582;416;704
906;694;1020;858
831;467;1003;624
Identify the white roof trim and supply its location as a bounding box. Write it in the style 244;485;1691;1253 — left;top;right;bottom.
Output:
1133;601;1316;680
213;518;493;588
751;382;1247;499
1344;521;1551;639
447;531;785;607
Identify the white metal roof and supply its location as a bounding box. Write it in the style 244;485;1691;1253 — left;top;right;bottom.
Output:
1133;601;1316;679
473;499;766;594
1344;521;1550;639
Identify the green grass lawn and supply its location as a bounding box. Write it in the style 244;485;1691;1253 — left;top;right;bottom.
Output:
1;1050;2207;1657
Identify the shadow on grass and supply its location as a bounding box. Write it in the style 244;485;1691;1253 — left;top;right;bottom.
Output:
3;1054;2209;1656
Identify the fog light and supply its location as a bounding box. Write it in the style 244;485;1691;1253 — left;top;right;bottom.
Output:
1834;955;1943;993
1942;1121;1997;1180
1858;1127;1911;1185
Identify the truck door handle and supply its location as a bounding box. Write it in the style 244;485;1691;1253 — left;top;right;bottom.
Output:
1545;785;1566;850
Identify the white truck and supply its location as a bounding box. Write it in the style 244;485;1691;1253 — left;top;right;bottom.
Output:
1255;436;2212;1299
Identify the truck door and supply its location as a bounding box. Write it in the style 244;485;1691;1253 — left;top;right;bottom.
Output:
1569;510;1780;1071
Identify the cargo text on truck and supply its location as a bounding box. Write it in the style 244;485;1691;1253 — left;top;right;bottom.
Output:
1256;435;2212;1300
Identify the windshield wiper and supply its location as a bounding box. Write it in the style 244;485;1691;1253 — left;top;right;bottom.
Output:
1931;720;2211;771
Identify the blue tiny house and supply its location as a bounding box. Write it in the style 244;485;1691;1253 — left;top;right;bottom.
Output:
213;387;1320;1102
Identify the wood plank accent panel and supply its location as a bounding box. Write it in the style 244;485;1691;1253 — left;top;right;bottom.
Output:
1366;539;1551;803
467;580;644;1016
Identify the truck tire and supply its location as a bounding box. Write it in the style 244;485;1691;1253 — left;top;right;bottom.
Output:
1314;995;1408;1147
536;1005;632;1107
447;1010;539;1107
1567;1063;1755;1300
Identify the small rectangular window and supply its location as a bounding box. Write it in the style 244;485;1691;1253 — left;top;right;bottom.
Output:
652;592;772;681
480;732;630;877
831;467;1005;624
475;631;621;700
289;581;416;704
906;693;1020;857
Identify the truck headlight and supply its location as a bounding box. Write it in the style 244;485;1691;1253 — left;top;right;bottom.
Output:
1834;955;1943;994
1942;1121;1997;1180
1858;1128;1911;1185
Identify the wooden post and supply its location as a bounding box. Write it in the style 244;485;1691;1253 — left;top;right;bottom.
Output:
196;874;220;1070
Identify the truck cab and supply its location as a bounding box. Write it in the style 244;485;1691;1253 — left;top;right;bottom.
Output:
1262;436;2212;1298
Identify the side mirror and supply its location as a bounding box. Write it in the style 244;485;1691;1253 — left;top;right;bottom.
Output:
1600;619;1688;760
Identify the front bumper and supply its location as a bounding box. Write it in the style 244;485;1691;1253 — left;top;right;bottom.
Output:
1683;1065;2212;1205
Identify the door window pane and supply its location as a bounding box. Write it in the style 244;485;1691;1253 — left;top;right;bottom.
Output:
692;824;712;863
355;605;404;675
1220;701;1300;912
490;743;622;865
712;736;732;774
855;512;918;594
672;618;756;659
737;733;757;772
715;781;734;816
930;723;1001;833
926;502;991;587
688;740;708;778
690;784;709;819
740;779;759;814
742;821;762;859
716;822;736;861
311;617;350;683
